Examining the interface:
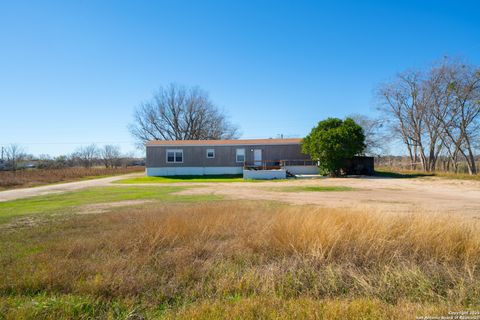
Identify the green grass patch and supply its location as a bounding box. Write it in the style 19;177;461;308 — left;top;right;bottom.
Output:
270;186;354;192
0;186;220;223
116;174;245;184
0;294;136;320
0;295;470;320
375;167;480;181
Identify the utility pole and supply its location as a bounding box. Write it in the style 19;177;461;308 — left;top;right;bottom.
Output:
1;146;3;161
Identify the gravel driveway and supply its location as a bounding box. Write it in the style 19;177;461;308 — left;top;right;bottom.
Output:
0;174;141;202
2;174;480;216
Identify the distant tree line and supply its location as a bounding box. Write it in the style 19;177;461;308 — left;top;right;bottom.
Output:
0;143;144;171
374;154;480;174
377;58;480;174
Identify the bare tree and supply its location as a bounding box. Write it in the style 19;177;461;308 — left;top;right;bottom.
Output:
429;61;463;172
378;69;446;172
448;65;480;174
100;145;121;168
430;60;480;174
349;114;387;156
377;71;437;171
378;58;480;174
4;144;26;171
72;144;99;168
129;84;239;145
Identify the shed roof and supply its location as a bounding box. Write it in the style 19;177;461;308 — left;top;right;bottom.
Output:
146;138;302;147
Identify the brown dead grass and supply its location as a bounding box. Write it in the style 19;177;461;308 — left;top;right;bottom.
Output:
78;200;155;214
1;202;479;317
0;166;144;190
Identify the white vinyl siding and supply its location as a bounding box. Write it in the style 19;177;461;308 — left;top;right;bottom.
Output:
147;166;243;176
236;148;245;163
206;148;215;158
166;149;183;163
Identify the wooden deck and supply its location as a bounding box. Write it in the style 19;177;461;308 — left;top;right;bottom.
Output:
243;159;317;170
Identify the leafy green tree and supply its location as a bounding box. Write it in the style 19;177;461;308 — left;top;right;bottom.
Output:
302;118;366;176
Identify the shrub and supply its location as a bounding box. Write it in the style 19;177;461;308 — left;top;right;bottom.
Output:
302;118;365;176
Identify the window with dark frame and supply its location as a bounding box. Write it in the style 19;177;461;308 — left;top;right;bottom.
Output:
236;148;245;162
166;149;183;163
176;152;183;162
206;148;215;158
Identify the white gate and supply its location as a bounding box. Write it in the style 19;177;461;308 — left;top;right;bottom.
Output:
254;149;262;166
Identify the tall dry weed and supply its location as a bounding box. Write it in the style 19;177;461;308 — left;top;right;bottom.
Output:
1;202;479;305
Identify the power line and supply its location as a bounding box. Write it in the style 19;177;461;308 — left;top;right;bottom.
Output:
0;141;136;146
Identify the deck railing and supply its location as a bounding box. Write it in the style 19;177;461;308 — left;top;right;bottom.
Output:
281;159;318;166
243;159;318;170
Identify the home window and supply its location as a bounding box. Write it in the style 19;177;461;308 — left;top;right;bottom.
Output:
236;148;245;163
166;149;183;163
206;148;215;158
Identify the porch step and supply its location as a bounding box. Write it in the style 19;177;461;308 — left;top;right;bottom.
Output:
285;170;296;178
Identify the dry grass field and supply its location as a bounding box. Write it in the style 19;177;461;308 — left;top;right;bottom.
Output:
0;167;144;190
1;173;480;318
1;197;480;319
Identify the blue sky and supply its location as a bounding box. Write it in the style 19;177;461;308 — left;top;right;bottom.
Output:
1;0;479;156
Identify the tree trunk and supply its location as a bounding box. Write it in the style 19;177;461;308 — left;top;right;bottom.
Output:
464;135;477;175
466;150;477;175
411;145;417;170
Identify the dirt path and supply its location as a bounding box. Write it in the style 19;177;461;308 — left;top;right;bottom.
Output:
173;177;480;215
2;173;480;215
0;173;143;202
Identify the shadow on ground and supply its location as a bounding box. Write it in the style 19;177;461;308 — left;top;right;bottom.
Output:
374;171;434;179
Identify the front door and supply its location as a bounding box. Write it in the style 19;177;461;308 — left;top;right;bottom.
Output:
254;149;262;166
